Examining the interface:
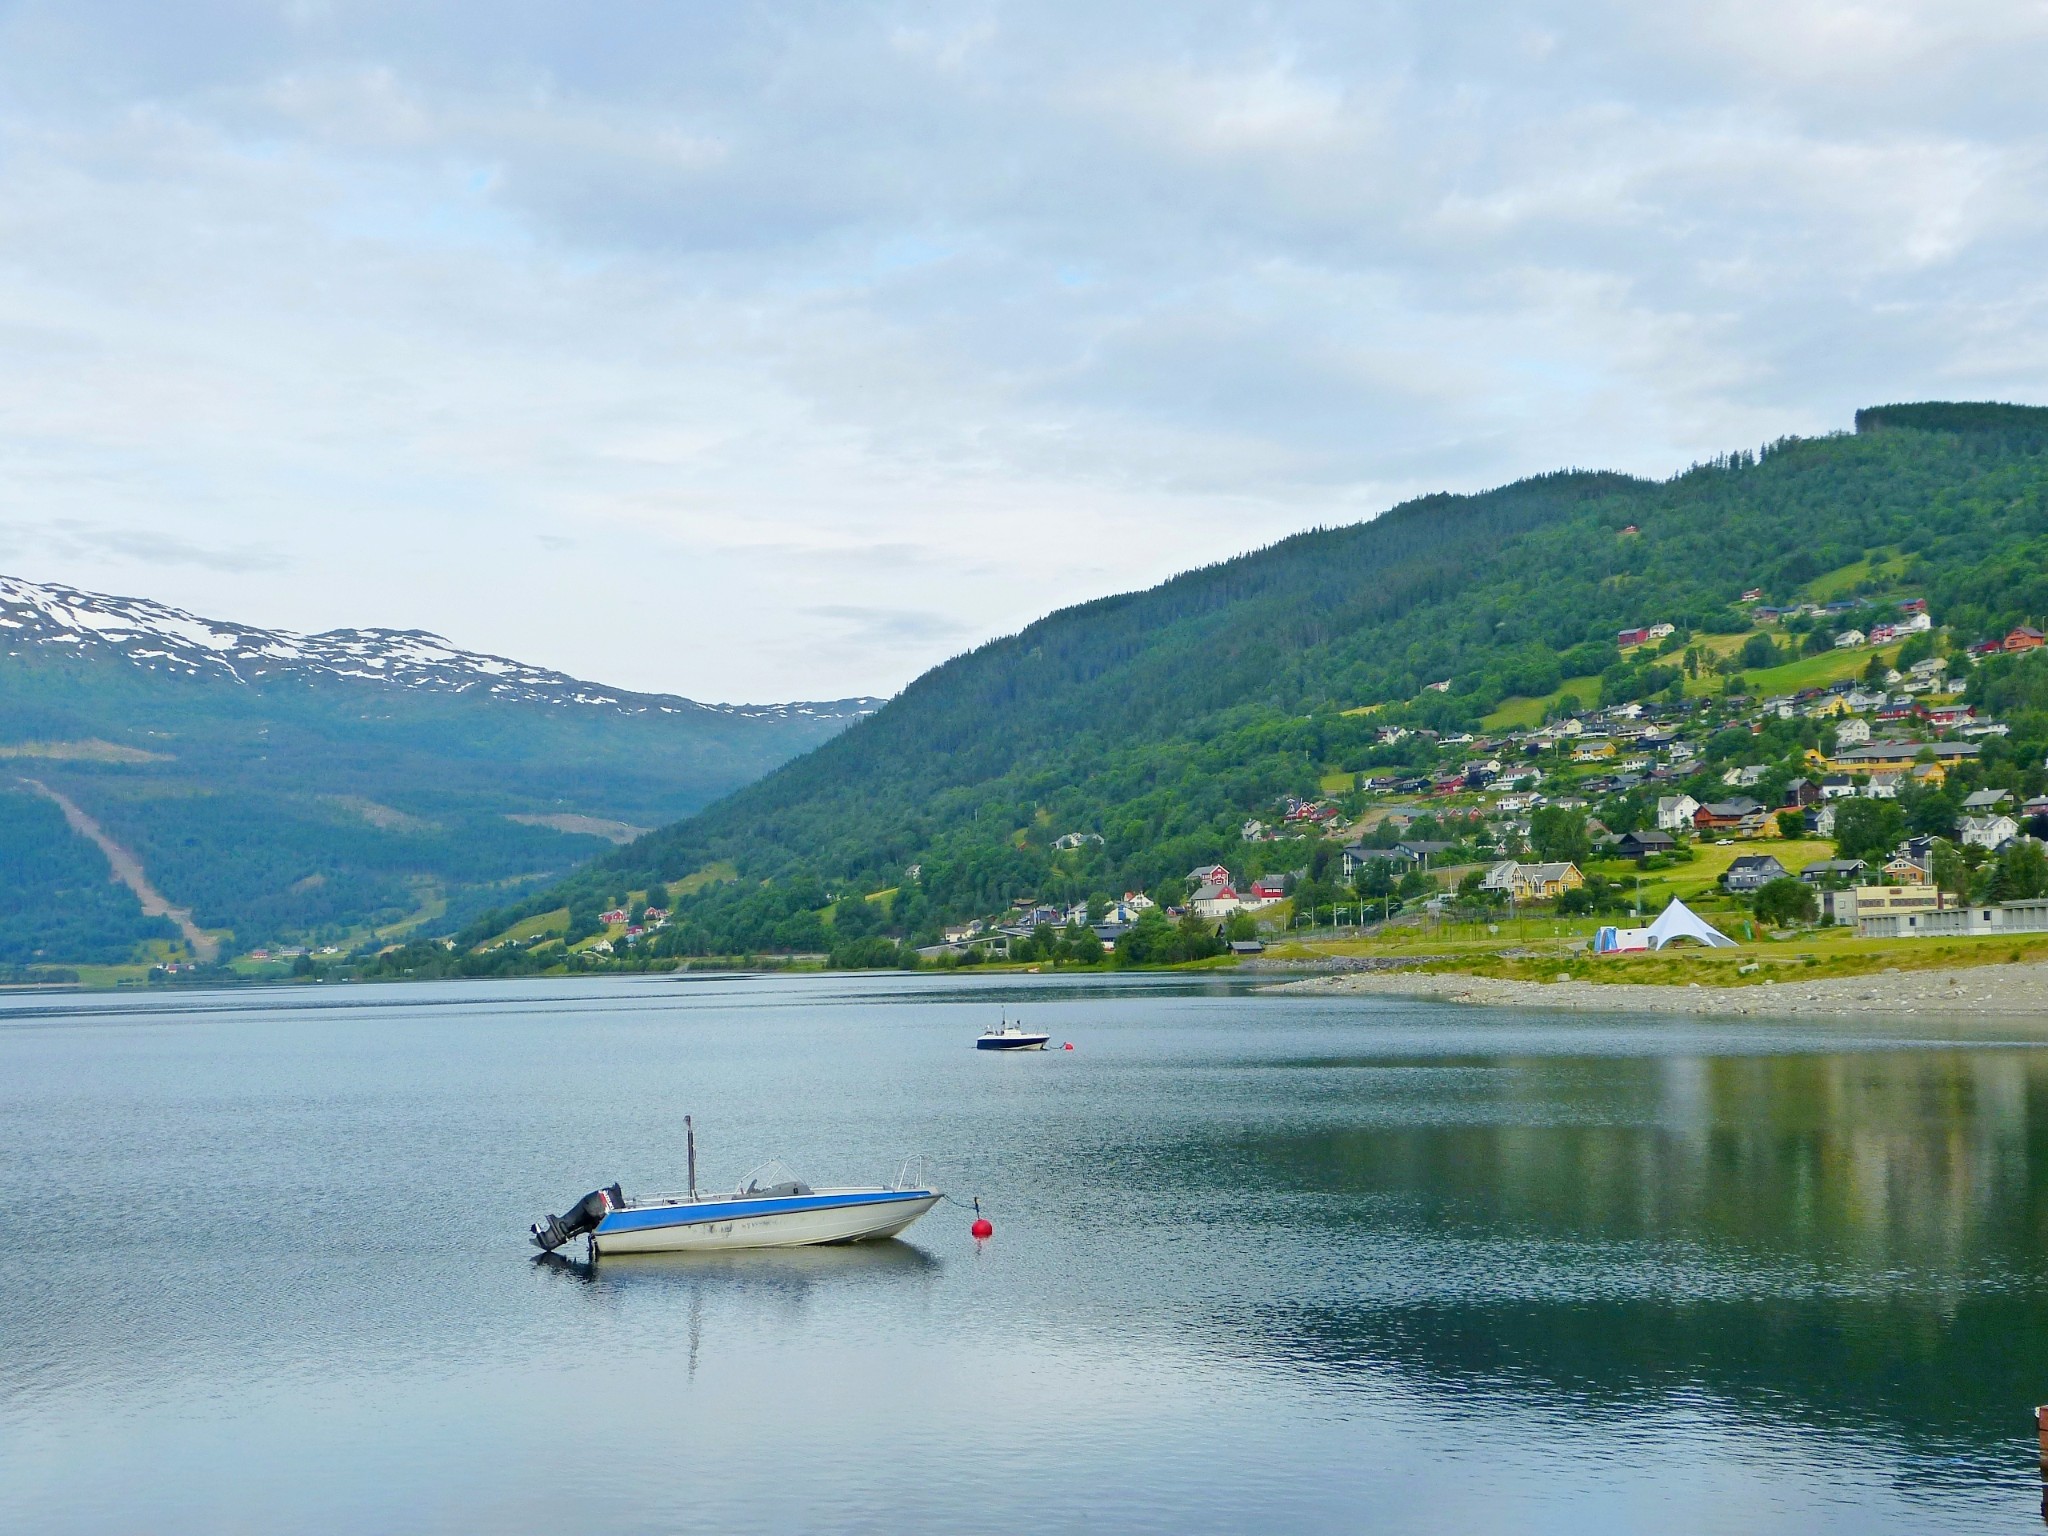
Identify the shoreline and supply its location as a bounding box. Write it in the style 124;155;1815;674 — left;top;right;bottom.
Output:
1269;959;2048;1017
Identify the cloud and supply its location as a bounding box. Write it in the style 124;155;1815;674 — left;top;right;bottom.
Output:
803;604;976;648
0;518;286;575
0;2;2041;700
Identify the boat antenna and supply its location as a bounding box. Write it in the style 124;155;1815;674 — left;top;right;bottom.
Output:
686;1114;697;1201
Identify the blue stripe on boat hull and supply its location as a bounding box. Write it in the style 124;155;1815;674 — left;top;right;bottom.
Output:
597;1189;935;1235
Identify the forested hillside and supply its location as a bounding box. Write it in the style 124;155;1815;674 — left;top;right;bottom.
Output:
468;402;2042;946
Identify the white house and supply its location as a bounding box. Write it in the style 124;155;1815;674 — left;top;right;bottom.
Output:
1480;861;1521;894
1960;814;2020;851
1189;879;1242;918
1834;629;1866;648
1834;717;1872;747
1656;794;1701;832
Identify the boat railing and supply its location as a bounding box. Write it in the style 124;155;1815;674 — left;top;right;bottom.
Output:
892;1154;934;1192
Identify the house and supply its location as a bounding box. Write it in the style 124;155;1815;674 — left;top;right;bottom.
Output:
1571;738;1616;761
1880;854;1930;885
1190;879;1242;918
2024;795;2048;820
1721;763;1767;788
1800;859;1867;886
1340;844;1398;880
1123;892;1157;912
1723;854;1789;893
1616;829;1675;861
1241;819;1267;841
1961;789;2013;812
1655;794;1701;832
1052;831;1104;850
1187;865;1230;887
2006;626;2045;652
1515;862;1584;902
1832;740;1978;772
1741;588;1764;602
1899;597;1927;615
1694;798;1766;836
1424;679;1451;693
1782;777;1820;808
1248;880;1287;902
1480;861;1521;894
1924;704;1973;729
1834;629;1866;648
1647;622;1676;641
1959;814;2020;851
1834;718;1872;747
1814;802;1836;836
1868;623;1899;645
1819;774;1857;800
1617;627;1651;648
599;908;629;926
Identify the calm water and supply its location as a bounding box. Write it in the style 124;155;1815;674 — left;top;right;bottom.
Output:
6;973;2048;1534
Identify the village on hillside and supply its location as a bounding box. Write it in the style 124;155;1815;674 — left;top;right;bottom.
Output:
915;597;2048;967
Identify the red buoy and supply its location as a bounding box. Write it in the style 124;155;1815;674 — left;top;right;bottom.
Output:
971;1217;994;1239
1062;1042;1074;1051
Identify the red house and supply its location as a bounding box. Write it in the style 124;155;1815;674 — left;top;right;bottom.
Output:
2006;626;2045;652
1617;627;1651;648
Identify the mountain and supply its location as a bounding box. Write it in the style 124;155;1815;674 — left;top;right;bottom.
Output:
464;400;2048;960
0;576;878;963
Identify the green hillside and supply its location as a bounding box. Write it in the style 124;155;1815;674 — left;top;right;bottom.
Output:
460;403;2048;960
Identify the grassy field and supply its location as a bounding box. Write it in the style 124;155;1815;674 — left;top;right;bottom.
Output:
1802;549;1907;603
1682;641;1900;700
673;862;739;897
1482;675;1604;730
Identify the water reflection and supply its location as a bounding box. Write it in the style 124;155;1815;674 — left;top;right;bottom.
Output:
1163;1048;2048;1472
531;1239;941;1292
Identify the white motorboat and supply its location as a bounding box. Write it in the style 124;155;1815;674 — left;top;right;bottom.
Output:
529;1120;941;1257
977;1015;1051;1051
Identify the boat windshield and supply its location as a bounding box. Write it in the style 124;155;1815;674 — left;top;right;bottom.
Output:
736;1158;813;1198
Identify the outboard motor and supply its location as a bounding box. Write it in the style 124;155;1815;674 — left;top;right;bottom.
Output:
529;1183;623;1252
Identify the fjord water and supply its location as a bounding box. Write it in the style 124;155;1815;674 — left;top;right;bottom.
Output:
5;976;2047;1533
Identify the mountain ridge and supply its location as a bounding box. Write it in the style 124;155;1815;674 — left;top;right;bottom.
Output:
0;575;880;720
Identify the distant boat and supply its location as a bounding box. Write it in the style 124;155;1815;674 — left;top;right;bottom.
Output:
977;1016;1051;1051
529;1120;940;1256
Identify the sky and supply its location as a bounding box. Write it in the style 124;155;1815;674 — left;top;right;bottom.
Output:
0;2;2044;704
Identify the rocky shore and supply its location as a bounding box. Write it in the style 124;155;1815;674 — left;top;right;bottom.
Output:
1272;960;2048;1017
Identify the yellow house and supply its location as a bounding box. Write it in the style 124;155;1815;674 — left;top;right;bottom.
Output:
1514;862;1585;901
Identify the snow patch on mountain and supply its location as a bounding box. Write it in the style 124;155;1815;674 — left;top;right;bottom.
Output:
0;576;882;721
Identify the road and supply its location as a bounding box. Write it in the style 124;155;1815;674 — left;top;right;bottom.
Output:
18;778;221;962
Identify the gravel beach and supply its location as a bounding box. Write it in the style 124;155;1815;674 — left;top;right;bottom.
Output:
1274;960;2048;1017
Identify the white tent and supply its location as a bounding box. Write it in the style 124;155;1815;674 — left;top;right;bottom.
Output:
1645;897;1737;950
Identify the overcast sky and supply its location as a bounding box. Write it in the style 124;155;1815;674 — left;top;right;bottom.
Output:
0;2;2043;702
